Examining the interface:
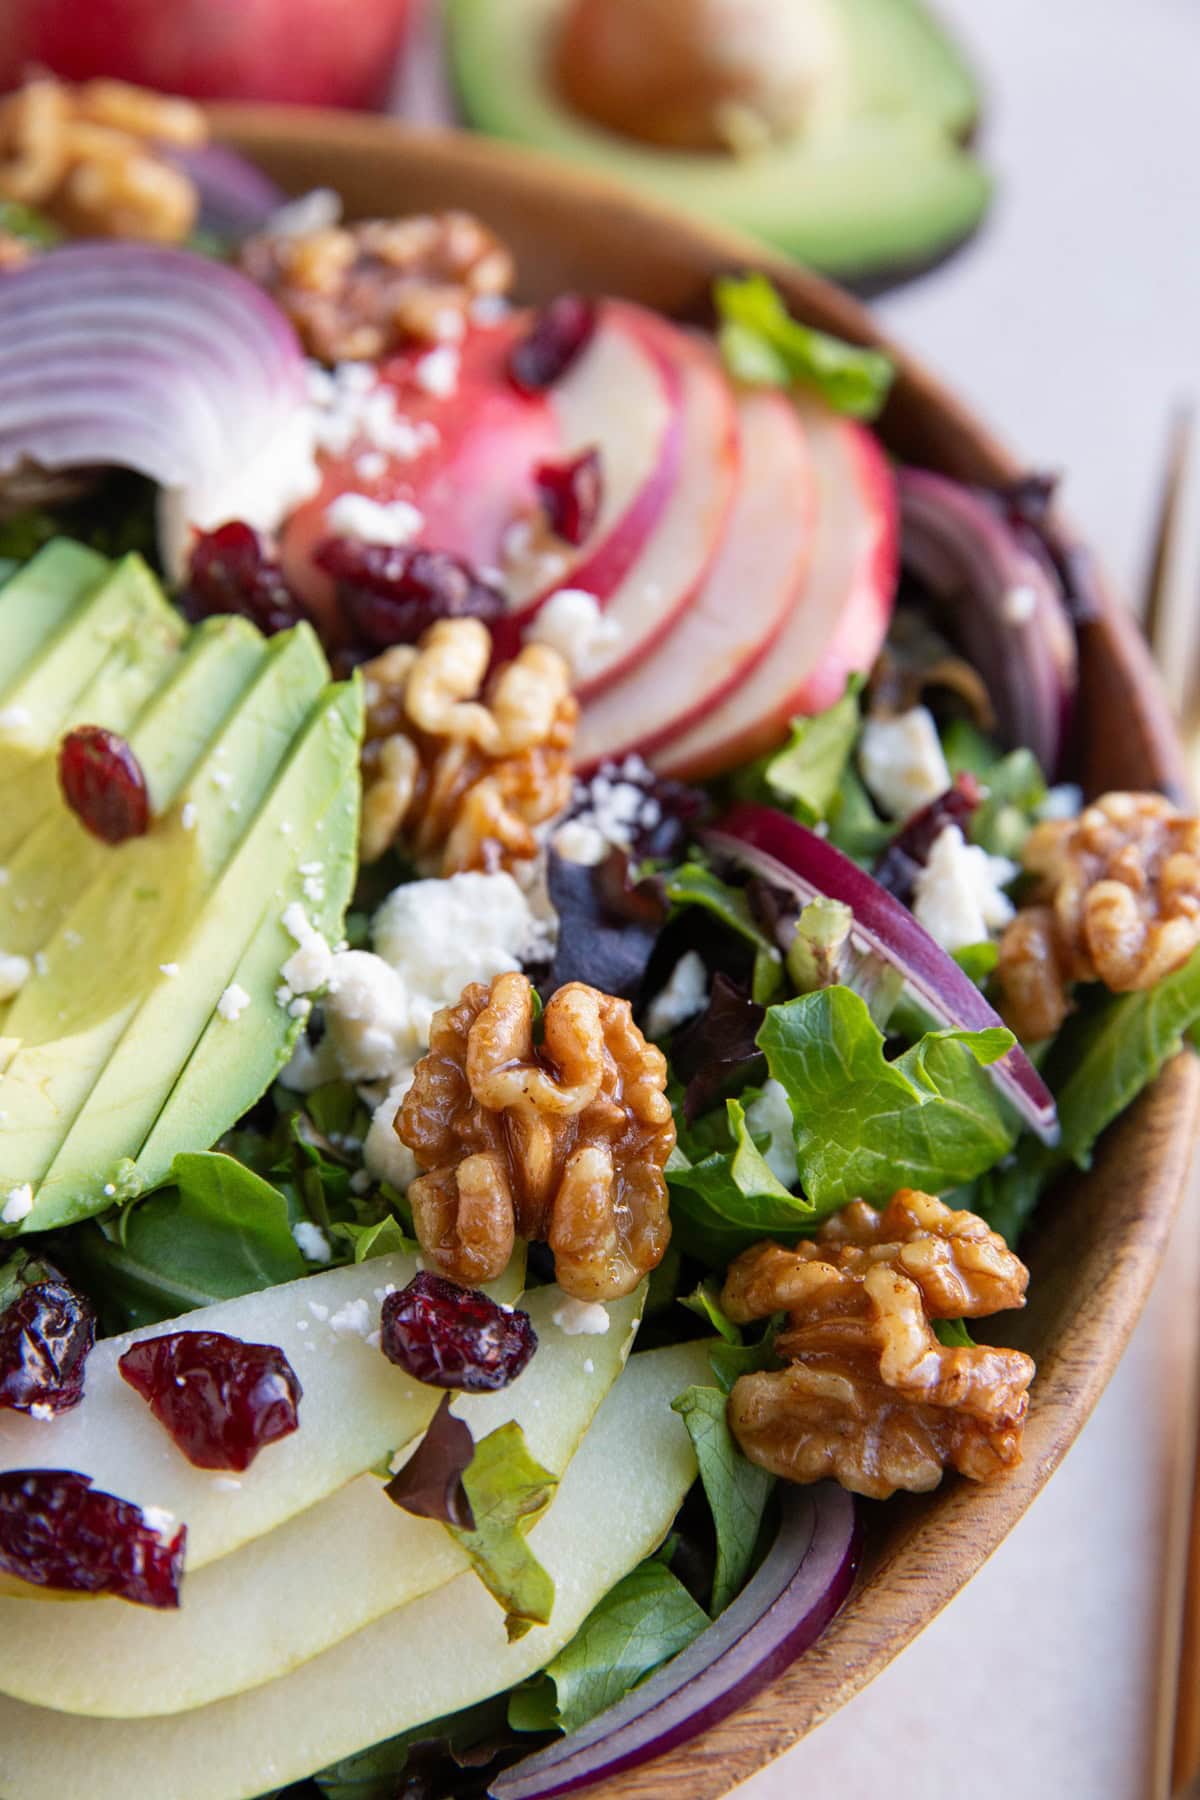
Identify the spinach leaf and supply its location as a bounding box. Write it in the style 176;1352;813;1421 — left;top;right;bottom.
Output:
313;1699;510;1800
671;1385;774;1614
508;1559;709;1737
679;1279;741;1342
667;1097;813;1263
709;1321;781;1394
714;274;894;420
763;679;863;824
826;762;892;864
759;987;1018;1210
450;1422;558;1643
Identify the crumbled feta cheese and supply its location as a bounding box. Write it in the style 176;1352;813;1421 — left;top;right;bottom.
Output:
329;1297;372;1339
0;952;30;1001
28;1402;54;1423
159;962;180;979
469;294;510;327
373;872;546;1001
355;449;389;481
217;982;252;1023
858;708;951;821
280;903;334;995
912;825;1019;953
265;186;341;237
324;492;424;546
363;1078;419;1192
745;1079;799;1188
564;757;661;856
528;589;625;680
412;345;460;398
1038;784;1084;822
180;801;198;831
159;405;322;581
1;1184;33;1224
211;1476;243;1492
292;1221;333;1264
322;951;424;1083
211;768;233;791
644;951;708;1040
1003;584;1038;625
307;1301;330;1321
552;1297;610;1336
140;1506;177;1540
583;1358;595;1375
0;705;32;732
551;818;608;866
278;1031;339;1093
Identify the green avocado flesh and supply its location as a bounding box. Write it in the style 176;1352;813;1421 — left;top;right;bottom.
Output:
447;0;990;277
0;541;363;1235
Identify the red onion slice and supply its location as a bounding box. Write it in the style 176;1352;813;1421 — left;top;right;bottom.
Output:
898;467;1078;776
492;1484;859;1800
0;243;305;498
169;144;287;241
706;804;1059;1144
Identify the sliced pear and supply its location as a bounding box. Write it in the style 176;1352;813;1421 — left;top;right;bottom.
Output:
35;674;360;1226
0;1340;708;1798
0;1282;644;1717
0;538;107;694
0;1251;527;1572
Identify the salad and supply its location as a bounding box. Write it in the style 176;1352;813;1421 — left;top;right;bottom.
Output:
0;73;1196;1800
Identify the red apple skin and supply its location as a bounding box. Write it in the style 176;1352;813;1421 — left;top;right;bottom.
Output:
0;0;414;109
652;407;898;781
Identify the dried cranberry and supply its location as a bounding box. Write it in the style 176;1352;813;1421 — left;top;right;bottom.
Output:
314;538;508;651
184;521;303;637
508;294;597;394
0;1470;185;1608
0;1265;95;1417
118;1330;302;1473
381;1273;536;1393
535;446;603;547
874;772;983;905
58;725;149;844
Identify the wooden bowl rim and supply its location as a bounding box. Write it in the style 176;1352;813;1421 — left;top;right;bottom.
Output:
208;105;1200;1795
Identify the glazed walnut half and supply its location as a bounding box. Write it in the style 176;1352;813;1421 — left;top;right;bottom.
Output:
399;972;675;1301
721;1192;1034;1500
240;212;514;364
359;618;577;876
997;792;1200;1042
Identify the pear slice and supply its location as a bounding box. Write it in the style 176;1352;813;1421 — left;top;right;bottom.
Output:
0;1250;528;1572
0;1340;708;1798
0;1282;643;1717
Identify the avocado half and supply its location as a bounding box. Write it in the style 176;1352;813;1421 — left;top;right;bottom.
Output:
446;0;991;282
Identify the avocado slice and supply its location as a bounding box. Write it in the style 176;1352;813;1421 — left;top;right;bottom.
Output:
447;0;990;278
26;673;361;1231
0;617;271;1198
0;555;185;865
0;539;108;696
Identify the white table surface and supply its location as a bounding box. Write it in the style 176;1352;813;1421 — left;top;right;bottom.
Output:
738;3;1200;1795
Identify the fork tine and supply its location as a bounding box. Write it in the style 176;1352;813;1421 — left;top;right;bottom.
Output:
1143;404;1194;673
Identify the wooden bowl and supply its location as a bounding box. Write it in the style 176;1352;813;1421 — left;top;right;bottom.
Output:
211;106;1200;1797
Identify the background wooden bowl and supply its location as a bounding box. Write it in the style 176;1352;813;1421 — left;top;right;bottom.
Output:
211;107;1200;1796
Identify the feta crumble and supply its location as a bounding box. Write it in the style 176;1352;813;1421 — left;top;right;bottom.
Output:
28;1403;54;1423
0;952;30;1001
644;950;708;1040
180;802;198;831
373;871;549;1001
324;492;424;546
745;1079;799;1188
552;1297;610;1336
412;345;461;398
329;1297;372;1339
292;1221;333;1264
159;962;180;979
0;1184;31;1224
364;1079;420;1191
858;707;951;821
552;818;608;866
0;705;32;732
140;1505;177;1540
217;982;252;1023
912;825;1019;953
528;589;625;681
280;903;334;996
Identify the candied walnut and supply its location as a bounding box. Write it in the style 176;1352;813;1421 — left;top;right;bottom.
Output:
240;211;514;363
0;75;203;242
399;971;675;1301
997;791;1200;1041
359;619;576;875
721;1191;1034;1500
0;232;34;271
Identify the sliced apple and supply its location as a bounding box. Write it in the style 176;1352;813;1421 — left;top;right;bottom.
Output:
506;299;682;612
0;1251;524;1573
0;1341;710;1798
571;313;739;699
0;1282;643;1718
574;387;816;770
652;400;898;780
279;317;559;641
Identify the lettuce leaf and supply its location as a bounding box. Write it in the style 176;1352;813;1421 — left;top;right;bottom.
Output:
759;987;1018;1210
714;273;895;420
667;1097;814;1262
663;863;782;1003
671;1384;774;1614
763;679;863;825
450;1422;558;1643
508;1559;709;1736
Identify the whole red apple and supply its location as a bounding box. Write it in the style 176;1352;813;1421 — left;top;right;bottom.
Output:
0;0;415;109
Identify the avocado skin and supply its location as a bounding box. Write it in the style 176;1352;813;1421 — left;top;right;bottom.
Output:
446;0;991;281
